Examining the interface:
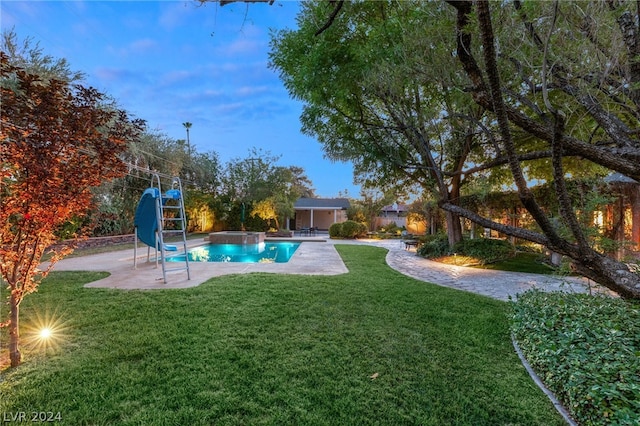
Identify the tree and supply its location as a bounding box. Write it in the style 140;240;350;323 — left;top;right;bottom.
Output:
1;29;84;85
269;1;488;247
220;148;278;211
268;0;640;298
408;197;440;236
218;148;313;230
287;165;315;199
182;121;193;157
355;189;396;233
208;0;640;297
182;122;193;180
0;53;144;366
265;166;313;230
251;198;279;229
441;0;640;298
190;150;221;193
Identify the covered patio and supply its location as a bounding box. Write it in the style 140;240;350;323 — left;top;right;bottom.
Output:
293;197;350;231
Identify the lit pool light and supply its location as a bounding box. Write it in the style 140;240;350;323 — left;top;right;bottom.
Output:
168;242;301;263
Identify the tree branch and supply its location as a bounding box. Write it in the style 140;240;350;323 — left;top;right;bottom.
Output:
315;1;345;36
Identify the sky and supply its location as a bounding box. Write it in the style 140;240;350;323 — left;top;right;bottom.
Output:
1;0;361;198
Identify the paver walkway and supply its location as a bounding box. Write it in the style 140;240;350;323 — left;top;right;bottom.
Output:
363;239;608;301
50;235;610;300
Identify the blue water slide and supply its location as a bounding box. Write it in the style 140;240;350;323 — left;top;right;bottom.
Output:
134;188;177;251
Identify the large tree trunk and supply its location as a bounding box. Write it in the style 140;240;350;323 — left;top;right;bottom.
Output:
9;292;21;367
445;210;463;246
565;250;640;299
440;200;640;298
445;178;464;246
441;1;640;299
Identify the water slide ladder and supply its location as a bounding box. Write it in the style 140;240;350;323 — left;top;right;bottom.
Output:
134;174;190;283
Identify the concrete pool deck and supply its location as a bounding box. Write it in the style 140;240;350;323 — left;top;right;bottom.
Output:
47;237;347;290
46;236;606;300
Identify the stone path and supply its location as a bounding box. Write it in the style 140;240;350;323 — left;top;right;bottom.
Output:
362;239;608;301
50;235;610;300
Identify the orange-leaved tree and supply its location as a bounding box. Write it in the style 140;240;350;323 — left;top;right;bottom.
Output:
0;52;144;367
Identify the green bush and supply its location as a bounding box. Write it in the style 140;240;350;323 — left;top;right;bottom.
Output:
54;216;84;240
329;222;342;238
453;238;515;264
340;220;367;238
516;242;544;253
417;234;451;258
379;222;403;234
511;291;640;425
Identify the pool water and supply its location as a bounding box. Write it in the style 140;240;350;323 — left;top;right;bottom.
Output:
168;242;301;263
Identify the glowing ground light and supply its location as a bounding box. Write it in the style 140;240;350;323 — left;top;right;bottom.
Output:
24;310;68;353
39;328;53;339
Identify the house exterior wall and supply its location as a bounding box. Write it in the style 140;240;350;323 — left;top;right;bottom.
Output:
375;216;427;234
295;209;348;230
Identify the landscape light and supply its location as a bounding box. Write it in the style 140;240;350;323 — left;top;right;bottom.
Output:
39;327;53;340
24;310;67;352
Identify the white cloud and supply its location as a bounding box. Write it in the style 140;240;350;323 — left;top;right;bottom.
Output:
214;102;246;114
224;38;262;56
235;86;269;96
129;38;158;54
158;70;195;86
158;1;199;31
93;67;148;85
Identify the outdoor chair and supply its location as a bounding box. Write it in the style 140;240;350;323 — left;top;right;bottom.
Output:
401;232;420;250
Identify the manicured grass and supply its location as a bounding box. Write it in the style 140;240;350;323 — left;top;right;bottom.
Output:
1;245;564;425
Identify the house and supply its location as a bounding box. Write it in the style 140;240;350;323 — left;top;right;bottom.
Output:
293;198;350;231
375;203;426;234
463;174;640;260
380;203;409;218
603;173;640;259
376;203;408;229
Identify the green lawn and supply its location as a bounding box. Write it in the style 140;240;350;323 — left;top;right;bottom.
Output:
1;245;564;425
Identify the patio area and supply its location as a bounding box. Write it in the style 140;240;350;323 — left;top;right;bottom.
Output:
45;236;344;290
47;237;601;300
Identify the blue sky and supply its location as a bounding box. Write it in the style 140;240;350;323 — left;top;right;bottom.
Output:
1;0;360;198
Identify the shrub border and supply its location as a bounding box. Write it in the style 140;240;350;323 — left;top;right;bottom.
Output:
511;334;578;426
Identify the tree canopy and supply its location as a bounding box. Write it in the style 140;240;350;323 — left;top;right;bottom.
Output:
0;52;144;366
269;0;640;298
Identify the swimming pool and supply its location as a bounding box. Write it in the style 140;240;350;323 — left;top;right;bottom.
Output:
168;242;301;263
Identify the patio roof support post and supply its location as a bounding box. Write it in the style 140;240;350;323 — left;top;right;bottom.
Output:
310;209;314;228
